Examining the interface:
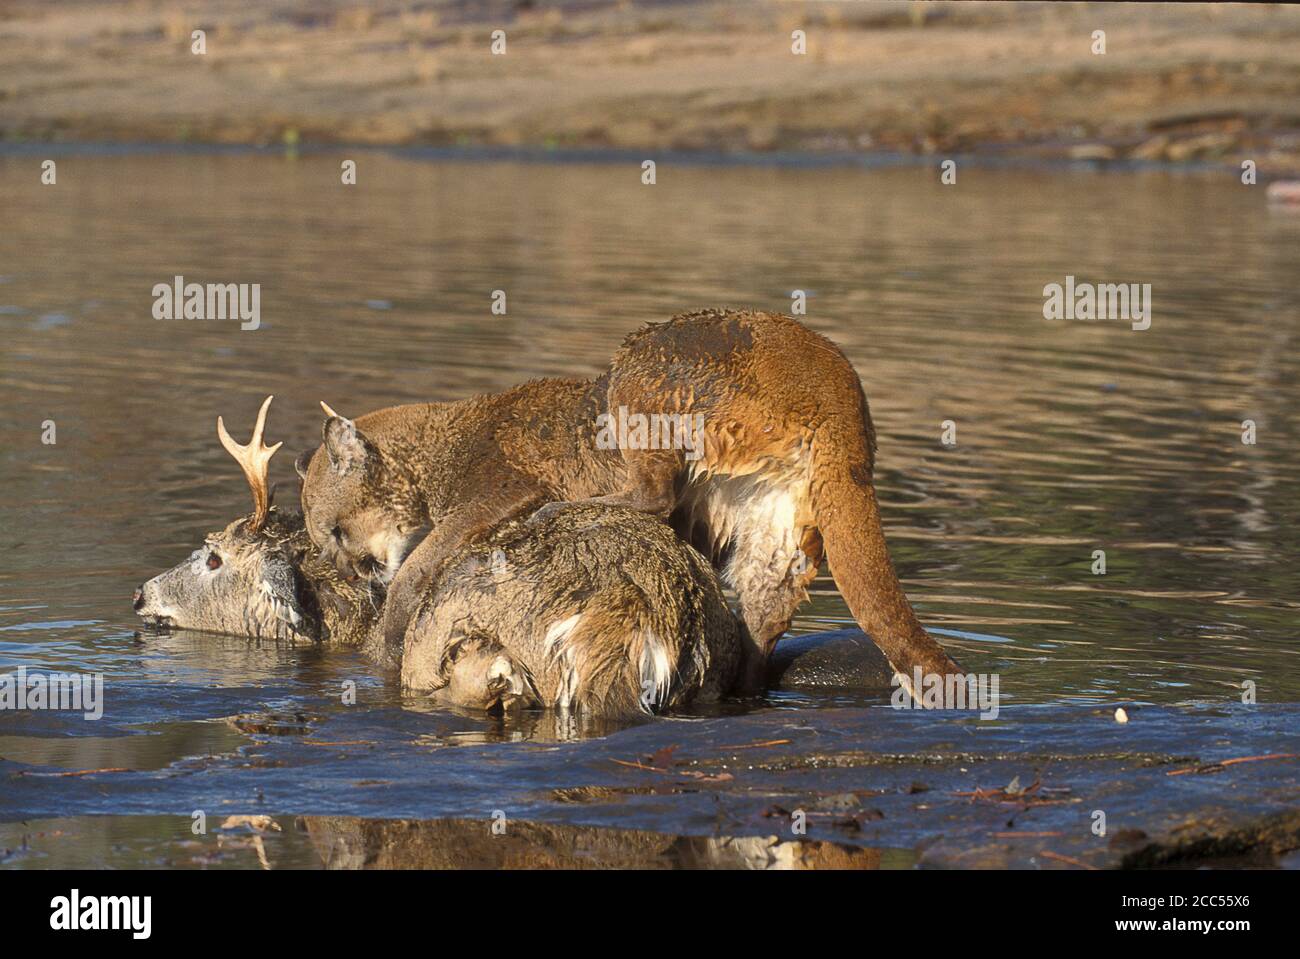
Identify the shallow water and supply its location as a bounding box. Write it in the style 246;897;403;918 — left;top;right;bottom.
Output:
1;150;1298;866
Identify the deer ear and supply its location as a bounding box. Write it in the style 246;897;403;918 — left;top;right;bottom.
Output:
294;449;313;480
322;416;369;475
260;556;305;633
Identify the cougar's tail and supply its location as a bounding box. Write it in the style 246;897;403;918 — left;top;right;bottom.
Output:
809;396;962;694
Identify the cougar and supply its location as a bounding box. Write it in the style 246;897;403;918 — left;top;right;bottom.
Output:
300;309;962;695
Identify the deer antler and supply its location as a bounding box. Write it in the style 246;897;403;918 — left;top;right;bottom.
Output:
217;395;283;532
319;401;342;419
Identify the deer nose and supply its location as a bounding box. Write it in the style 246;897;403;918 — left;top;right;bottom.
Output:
132;586;145;611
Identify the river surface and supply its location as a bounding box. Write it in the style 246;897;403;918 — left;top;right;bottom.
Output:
1;150;1297;867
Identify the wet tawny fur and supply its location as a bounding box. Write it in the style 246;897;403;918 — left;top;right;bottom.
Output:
301;309;961;690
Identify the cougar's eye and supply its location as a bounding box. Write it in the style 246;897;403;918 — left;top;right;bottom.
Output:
206;552;222;570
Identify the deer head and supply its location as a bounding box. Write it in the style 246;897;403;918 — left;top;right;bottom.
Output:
133;396;309;638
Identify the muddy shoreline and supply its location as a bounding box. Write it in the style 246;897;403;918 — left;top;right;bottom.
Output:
3;702;1297;869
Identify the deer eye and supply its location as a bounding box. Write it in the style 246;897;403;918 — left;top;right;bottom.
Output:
206;552;223;570
331;526;343;543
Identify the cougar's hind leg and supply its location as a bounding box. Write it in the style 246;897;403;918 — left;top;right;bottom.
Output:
532;447;681;523
594;447;681;515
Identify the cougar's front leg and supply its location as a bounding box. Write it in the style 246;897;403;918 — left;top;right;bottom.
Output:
377;526;464;654
378;484;546;653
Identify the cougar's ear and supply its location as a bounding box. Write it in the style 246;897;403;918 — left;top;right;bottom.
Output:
322;416;369;475
294;449;314;480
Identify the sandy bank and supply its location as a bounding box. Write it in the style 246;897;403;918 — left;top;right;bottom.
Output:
2;1;1299;172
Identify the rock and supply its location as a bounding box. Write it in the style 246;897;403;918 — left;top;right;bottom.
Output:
766;629;895;689
1131;135;1170;160
1165;133;1235;161
1266;181;1300;204
1068;144;1117;161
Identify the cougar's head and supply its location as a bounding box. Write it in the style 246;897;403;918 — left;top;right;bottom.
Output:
298;403;421;586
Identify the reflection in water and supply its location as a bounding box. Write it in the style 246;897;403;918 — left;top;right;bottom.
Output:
0;814;904;869
301;816;895;870
402;697;657;744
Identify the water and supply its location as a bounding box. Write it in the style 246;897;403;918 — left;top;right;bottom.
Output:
1;151;1298;867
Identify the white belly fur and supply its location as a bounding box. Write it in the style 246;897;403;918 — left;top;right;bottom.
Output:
681;450;814;591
